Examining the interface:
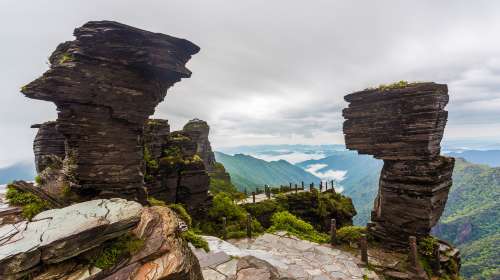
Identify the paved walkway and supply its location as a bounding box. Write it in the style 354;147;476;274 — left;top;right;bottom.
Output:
193;232;379;280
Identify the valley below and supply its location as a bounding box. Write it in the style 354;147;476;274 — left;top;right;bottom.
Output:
214;144;500;280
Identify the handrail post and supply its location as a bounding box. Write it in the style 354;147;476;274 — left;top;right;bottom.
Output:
360;234;368;264
246;213;252;238
330;218;337;245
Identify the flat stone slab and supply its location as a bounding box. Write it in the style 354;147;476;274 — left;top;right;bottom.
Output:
198;233;377;280
198;251;232;268
0;198;142;276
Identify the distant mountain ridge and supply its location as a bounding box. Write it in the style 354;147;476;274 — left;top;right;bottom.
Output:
445;150;500;167
296;151;382;224
0;162;35;184
214;151;320;191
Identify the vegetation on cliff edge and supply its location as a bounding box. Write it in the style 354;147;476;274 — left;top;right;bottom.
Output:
5;184;51;219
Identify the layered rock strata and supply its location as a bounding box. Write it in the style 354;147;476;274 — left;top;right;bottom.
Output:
143;119;210;214
31;122;65;173
22;21;200;203
183;119;217;173
0;199;203;280
342;82;455;247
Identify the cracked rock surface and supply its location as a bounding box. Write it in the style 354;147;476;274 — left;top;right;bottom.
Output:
0;198;142;276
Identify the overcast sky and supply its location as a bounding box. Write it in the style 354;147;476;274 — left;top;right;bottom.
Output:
1;0;500;167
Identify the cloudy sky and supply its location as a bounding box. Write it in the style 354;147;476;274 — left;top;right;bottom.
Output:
1;0;500;167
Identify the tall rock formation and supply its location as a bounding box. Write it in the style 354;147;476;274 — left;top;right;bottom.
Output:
21;21;200;203
342;82;455;247
143;119;211;215
183;119;217;173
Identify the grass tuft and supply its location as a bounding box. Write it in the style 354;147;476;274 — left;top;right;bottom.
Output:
267;211;329;243
5;185;50;220
92;233;144;269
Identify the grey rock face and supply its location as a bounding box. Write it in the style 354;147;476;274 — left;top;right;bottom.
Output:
22;21;199;203
342;82;455;247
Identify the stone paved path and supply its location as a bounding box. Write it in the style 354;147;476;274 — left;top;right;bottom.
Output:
193;232;379;280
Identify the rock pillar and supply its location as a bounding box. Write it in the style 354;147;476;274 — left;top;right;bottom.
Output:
342;82;454;247
22;21;199;202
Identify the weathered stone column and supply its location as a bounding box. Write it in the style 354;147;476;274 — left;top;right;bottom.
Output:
182;119;217;173
22;21;199;203
342;82;454;247
31;122;65;173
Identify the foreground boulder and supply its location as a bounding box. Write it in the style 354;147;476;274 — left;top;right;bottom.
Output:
22;21;200;203
0;199;203;280
0;198;142;277
342;82;455;247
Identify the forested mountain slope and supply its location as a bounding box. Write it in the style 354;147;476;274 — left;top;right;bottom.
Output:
214;152;320;191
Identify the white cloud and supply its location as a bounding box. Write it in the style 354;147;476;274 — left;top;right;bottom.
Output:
305;164;347;182
250;151;326;164
1;0;500;165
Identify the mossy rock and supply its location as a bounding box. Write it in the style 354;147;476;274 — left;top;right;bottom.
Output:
196;192;263;239
168;203;192;227
5;185;51;220
182;229;209;252
267;211;330;243
92;233;144;269
274;190;356;232
147;196;166;207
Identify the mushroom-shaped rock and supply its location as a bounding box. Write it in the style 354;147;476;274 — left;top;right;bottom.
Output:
342;82;455;247
22;21;199;203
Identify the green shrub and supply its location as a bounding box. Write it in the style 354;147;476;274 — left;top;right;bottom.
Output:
182;230;209;252
93;233;144;269
159;146;201;167
168;203;192;227
243;200;284;228
198;192;263;239
147;196;166;207
34;175;42;185
58;53;73;64
275;190;356;232
208;192;246;221
213;162;226;173
418;236;439;257
5;185;51;220
377;80;410;90
144;148;158;169
209;177;239;195
267;211;329;243
336;226;368;244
